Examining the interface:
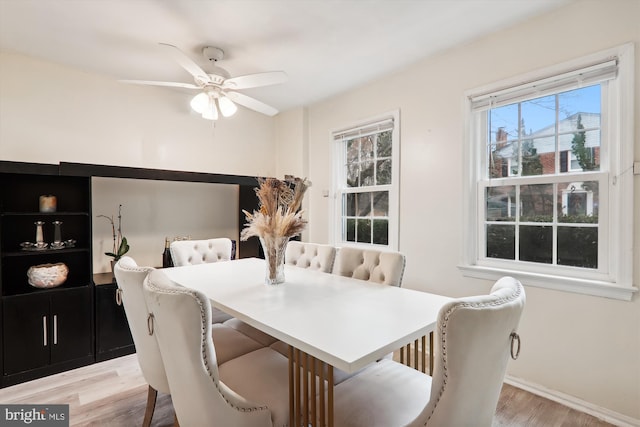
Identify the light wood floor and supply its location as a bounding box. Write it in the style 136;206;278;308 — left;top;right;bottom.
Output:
0;354;614;426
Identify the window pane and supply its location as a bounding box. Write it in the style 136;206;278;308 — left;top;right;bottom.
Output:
356;219;371;243
347;163;358;187
557;226;598;268
522;95;555;136
346;138;359;163
519;225;552;264
489;143;507;178
569;129;600;171
557;181;599;223
558;85;601;129
520;184;553;222
509;152;520;176
345;193;356;216
346;218;355;242
486;224;515;260
360;161;375;186
372;191;388;216
377;131;392;157
356;192;371;216
360;136;374;162
521;139;545;176
486;186;515;221
490;104;518;143
376;159;391;185
372;219;388;245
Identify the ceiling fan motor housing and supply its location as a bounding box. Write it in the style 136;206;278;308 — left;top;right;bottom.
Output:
203;46;224;62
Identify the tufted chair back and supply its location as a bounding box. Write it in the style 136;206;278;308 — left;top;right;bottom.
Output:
142;269;286;427
113;257;168;427
332;247;406;287
419;276;526;426
170;238;233;267
285;241;336;273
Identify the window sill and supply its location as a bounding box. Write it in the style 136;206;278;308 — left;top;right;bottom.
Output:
458;264;637;301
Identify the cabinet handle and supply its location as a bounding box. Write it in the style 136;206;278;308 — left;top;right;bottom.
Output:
43;316;47;347
53;315;58;345
115;288;123;306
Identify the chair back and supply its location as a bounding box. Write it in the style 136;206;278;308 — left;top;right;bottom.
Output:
170;238;233;266
285;241;336;273
332;247;406;286
420;276;525;427
113;257;169;394
142;269;275;427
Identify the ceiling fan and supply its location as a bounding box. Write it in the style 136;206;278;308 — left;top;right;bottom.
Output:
120;43;287;120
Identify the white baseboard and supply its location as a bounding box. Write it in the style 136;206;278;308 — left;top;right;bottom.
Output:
504;375;640;427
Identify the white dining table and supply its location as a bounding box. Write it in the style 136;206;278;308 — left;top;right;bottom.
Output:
163;257;452;426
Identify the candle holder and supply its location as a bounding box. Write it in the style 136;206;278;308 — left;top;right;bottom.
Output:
34;221;46;248
52;221;64;249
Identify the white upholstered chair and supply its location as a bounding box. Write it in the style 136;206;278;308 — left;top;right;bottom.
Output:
285;241;336;273
332;247;406;287
114;256;265;427
113;257;170;427
170;238;234;323
143;269;290;427
170;237;234;266
331;276;526;427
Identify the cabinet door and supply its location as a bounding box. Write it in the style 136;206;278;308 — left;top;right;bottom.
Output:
95;284;134;359
2;294;50;375
49;288;93;364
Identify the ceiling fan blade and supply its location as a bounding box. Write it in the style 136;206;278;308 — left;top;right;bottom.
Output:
159;43;210;83
118;79;200;89
225;91;279;116
223;71;288;90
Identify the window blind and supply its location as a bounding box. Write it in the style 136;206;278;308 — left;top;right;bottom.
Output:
470;58;618;111
332;117;394;141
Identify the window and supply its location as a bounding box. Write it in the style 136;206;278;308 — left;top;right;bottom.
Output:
332;111;400;250
461;44;635;300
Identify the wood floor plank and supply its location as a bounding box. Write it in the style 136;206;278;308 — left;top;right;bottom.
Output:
0;354;616;426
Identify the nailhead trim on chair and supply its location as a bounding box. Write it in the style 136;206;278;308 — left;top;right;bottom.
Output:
422;280;523;425
145;277;271;416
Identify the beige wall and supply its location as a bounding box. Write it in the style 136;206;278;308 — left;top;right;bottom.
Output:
91;178;238;272
301;0;640;422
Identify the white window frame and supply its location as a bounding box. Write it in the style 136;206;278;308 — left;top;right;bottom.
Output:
460;44;636;301
330;110;400;250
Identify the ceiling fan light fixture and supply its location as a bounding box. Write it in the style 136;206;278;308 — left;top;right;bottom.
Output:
217;96;238;117
201;95;218;120
123;44;286;120
190;92;209;114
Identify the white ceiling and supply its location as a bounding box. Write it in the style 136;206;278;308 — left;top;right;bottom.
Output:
0;0;571;114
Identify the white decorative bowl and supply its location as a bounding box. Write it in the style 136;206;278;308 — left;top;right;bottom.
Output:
27;263;69;288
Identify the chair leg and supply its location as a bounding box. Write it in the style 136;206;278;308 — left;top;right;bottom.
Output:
173;413;180;427
142;385;158;427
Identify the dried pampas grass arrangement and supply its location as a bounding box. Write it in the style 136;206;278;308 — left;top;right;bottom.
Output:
241;175;310;284
240;175;310;241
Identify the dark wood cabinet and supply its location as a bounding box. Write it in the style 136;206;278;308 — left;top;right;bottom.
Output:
0;165;94;387
94;273;134;362
0;160;259;388
2;288;92;377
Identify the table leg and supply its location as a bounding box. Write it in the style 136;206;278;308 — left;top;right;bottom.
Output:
289;345;334;427
429;331;434;375
398;334;432;374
